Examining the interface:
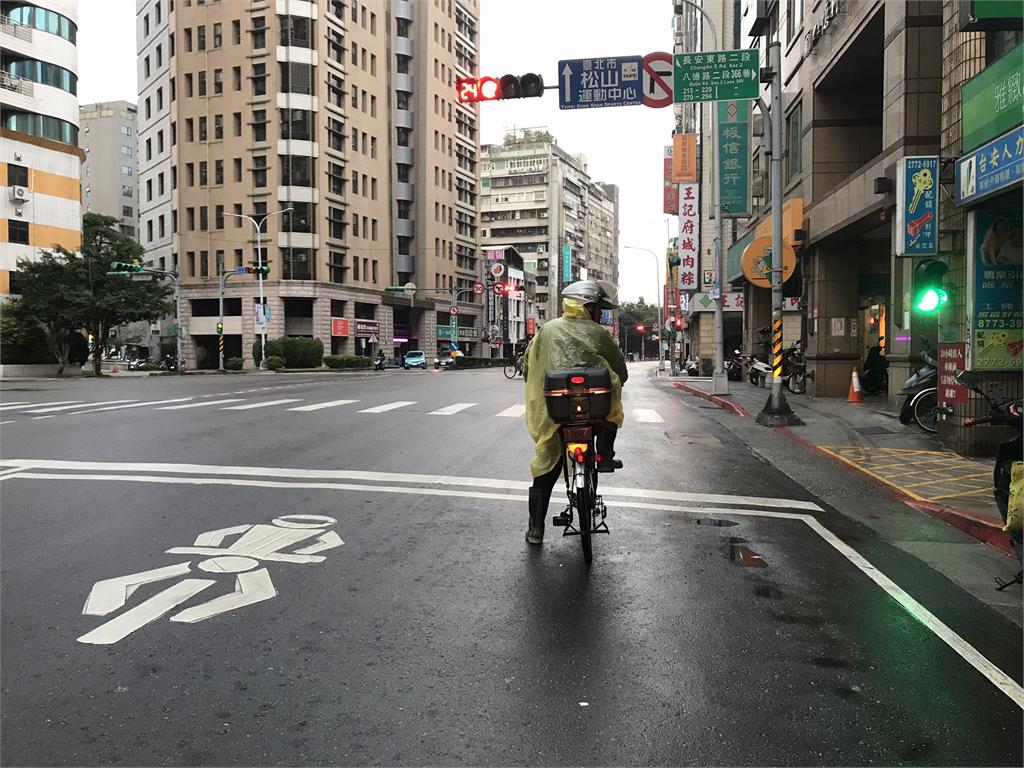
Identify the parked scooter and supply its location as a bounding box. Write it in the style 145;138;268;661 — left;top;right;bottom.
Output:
684;357;700;377
725;350;744;382
783;340;806;394
862;338;889;396
898;339;938;427
374;352;386;371
947;369;1023;583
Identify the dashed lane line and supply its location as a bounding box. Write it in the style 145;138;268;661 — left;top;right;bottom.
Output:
154;399;246;410
223;399;304;410
429;402;476;416
287;399;360;412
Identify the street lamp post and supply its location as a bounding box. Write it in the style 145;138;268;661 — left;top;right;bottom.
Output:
624;246;665;373
223;207;293;369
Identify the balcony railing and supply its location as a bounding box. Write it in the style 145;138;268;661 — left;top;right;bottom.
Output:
0;71;33;97
0;15;32;41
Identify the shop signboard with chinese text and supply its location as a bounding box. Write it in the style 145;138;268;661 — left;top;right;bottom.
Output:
938;343;969;405
663;146;678;214
689;292;745;312
676;182;699;292
967;210;1023;370
718;100;752;216
437;326;481;341
672;133;698;183
355;320;379;338
561;243;572;285
895;156;939;256
330;318;349;337
673;49;760;103
961;41;1023;152
956;124;1024;205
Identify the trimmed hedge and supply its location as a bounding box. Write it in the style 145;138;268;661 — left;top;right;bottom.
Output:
265;355;286;370
324;354;372;369
0;314;52;364
253;336;323;368
225;357;243;371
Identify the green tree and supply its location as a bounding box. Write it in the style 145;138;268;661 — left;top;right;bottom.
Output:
617;299;658;357
15;213;173;376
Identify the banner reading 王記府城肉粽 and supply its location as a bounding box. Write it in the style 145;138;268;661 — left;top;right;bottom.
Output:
969;210;1023;371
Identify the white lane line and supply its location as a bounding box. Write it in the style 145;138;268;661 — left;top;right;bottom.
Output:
633;408;665;423
0;402;29;407
358;401;416;414
65;398;195;414
1;420;14;425
0;401;82;412
17;467;1022;709
496;404;526;418
429;402;476;416
25;400;136;414
287;399;359;412
223;399;303;410
154;399;246;410
0;459;823;511
0;466;26;481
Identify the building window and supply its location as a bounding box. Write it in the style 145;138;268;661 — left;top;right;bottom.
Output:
234;158;242;182
198;116;208;141
187;252;195;277
232;66;241;91
145;138;152;160
157;173;165;194
197;25;206;50
147;219;154;241
186;207;195;230
252;16;266;49
232;19;241;45
157;130;164;152
253;156;267;188
233;112;242;136
7;220;29;244
213;68;223;94
215;159;223;185
198;70;207;96
120;125;132;137
786;102;802;182
185;72;193;97
281;108;312;140
213;22;222;48
122;184;133;197
252;109;267;142
281;156;313;187
214;114;223;140
121;165;133;177
199;161;208;186
252;63;267;96
184;28;192;52
234;203;243;226
159;215;165;238
199;207;208;231
185;118;194;141
200;250;209;277
144;56;151;78
215;205;224;229
146;178;153;200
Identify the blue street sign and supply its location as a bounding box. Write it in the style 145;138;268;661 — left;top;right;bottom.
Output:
558;56;643;110
956;124;1024;206
234;266;247;274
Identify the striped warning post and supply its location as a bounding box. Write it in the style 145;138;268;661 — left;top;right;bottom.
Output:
218;335;224;361
772;317;784;380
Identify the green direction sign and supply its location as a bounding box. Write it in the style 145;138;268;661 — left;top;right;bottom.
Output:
674;49;760;103
961;41;1023;152
718;100;752;217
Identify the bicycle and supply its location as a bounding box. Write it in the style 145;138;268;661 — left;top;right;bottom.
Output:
912;386;939;433
504;352;524;379
543;368;612;565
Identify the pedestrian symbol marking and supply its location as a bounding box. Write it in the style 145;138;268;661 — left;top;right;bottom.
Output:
77;514;343;645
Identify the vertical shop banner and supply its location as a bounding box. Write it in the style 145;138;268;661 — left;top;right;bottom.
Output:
968;210;1023;370
672;133;698;183
938;343;969;405
561;243;572;285
895;156;939;256
718;100;752;217
677;182;700;292
663;146;679;214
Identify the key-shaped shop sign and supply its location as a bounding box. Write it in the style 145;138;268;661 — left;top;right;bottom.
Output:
77;515;343;645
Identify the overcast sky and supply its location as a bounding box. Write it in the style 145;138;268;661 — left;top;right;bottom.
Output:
78;0;674;302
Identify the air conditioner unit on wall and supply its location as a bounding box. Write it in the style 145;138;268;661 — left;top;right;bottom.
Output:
9;186;29;202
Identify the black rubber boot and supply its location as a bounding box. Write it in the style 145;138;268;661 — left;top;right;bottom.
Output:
596;424;622;473
526;489;545;545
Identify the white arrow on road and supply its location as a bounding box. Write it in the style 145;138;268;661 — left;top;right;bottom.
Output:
561;63;573;93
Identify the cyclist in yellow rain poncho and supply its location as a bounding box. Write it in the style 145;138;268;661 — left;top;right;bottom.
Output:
522;280;628;544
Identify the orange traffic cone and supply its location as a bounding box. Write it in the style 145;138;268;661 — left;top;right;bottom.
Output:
847;368;863;403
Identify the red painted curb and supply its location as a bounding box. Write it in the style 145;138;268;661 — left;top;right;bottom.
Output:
671;381;751;417
774;425;1014;556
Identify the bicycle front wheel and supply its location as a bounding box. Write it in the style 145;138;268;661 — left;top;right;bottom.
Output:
503;360;517;379
913;389;939;433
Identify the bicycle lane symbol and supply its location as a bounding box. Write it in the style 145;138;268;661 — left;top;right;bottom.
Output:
77;514;343;645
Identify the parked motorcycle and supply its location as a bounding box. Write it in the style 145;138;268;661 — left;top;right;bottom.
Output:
725;350;744;382
684;357;701;377
948;369;1023;582
862;339;889;396
159;355;179;372
374;353;386;371
898;339;938;429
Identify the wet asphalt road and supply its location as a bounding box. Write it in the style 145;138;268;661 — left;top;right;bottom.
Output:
1;365;1021;766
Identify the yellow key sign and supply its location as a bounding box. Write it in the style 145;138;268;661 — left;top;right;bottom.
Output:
909;167;933;214
741;236;797;288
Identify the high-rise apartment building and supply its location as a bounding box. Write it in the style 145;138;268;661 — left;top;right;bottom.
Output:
481;133;620;325
137;0;481;368
0;0;82;296
80;100;138;238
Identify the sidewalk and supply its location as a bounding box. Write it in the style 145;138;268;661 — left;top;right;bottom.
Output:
670;375;1012;554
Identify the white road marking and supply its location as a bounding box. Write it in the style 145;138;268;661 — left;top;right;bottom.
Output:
0;466;25;480
83;562;194;615
25;400;136;414
358;401;416;413
154;399;246;410
77;579;215;645
287;399;360;412
223;399;303;410
170;569;277;624
0;420;13;426
0;403;80;415
66;398;195;414
496;404;526;418
429;402;476;416
0;459;823;511
0;402;29;407
633;408;665;423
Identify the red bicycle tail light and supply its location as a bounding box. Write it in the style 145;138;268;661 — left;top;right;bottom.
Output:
570;375;585;384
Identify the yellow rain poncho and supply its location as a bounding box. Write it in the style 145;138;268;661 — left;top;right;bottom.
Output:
523;298;628;477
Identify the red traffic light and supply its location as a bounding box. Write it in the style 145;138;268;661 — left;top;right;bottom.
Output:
636;324;645;333
456;74;543;103
457;76;500;103
674;317;683;329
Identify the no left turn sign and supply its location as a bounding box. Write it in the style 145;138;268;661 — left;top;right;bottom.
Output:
642;51;673;108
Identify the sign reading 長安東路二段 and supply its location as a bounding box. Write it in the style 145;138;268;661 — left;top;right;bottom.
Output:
956;124;1024;205
967;210;1023;371
673;49;759;103
558;56;643;110
718;100;752;217
677;182;700;292
895;156;939;257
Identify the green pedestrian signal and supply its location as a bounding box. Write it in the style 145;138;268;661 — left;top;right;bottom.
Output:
913;259;948;313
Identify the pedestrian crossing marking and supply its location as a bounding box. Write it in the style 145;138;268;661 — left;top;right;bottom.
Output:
155;399;246;410
358;401;417;414
633;408;665;423
26;400;137;414
496;404;526;418
429;402;476;416
223;399;303;410
287;399;360;412
0;400;82;411
69;398;195;414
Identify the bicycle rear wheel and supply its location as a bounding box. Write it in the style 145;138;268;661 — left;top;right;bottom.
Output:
503;360;517;379
913;388;939;433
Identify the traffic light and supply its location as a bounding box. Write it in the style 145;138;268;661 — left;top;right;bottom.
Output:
913;259;948;313
456;73;544;103
108;260;144;273
246;265;270;276
216;322;224;335
668;254;681;267
675;317;683;330
636;324;645;333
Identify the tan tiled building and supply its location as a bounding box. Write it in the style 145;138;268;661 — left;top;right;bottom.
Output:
137;0;481;368
80;100;138;238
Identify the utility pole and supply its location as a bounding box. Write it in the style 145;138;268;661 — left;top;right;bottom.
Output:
756;41;802;426
216;252;238;373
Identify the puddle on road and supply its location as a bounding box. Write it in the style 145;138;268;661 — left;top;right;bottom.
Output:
726;536;767;568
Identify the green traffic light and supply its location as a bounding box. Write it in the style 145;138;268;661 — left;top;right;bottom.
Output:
916;288;948;313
